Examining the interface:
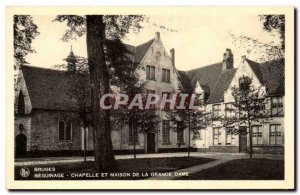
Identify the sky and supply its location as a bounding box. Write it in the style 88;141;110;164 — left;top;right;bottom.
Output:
26;14;281;71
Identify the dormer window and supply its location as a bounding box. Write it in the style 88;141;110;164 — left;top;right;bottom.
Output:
18;91;25;116
239;76;251;91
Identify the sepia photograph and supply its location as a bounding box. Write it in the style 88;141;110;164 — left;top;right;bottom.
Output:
6;6;295;190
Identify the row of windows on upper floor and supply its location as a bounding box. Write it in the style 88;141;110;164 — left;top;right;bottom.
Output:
212;96;284;118
146;65;171;83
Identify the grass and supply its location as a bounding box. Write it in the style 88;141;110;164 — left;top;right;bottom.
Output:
15;157;214;180
177;158;284;180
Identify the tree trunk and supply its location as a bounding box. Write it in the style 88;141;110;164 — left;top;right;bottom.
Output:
133;120;136;159
86;15;118;171
188;112;191;158
248;123;253;159
84;126;87;162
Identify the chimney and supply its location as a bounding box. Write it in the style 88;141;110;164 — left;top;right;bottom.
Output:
170;48;175;66
222;48;234;70
155;32;160;41
65;46;77;72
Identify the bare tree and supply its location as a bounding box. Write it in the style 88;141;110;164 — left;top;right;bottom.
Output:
222;76;270;159
228;15;285;62
166;75;212;157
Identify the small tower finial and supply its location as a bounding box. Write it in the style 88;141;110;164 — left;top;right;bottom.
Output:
65;45;77;72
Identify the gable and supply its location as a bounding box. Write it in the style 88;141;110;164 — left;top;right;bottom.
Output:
15;70;32;114
136;36;181;93
247;59;285;96
224;58;284;103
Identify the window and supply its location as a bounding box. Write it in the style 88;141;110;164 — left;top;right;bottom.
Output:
146;90;155;94
193;93;203;106
128;122;138;144
162;92;171;110
177;122;184;144
162;68;170;82
225;103;236;118
58;119;65;140
252;125;262;145
156;51;161;61
58;118;72;141
65;121;72;140
239;77;250;90
226;128;235;145
18;91;25;115
162;120;170;144
270;124;282;145
255;99;266;111
146;90;156;109
271;97;283;116
213;127;222;145
192;131;202;140
213;104;221;119
146;65;155;80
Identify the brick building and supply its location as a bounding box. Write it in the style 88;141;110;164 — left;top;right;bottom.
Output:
14;32;284;156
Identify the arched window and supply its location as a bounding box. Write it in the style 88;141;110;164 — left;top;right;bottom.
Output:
58;119;65;141
18;91;25;115
58;118;72;141
65;120;72;141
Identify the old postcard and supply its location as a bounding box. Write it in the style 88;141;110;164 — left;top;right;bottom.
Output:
6;6;294;190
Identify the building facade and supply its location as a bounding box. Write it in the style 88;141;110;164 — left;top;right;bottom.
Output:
181;51;285;154
14;32;190;157
14;32;284;157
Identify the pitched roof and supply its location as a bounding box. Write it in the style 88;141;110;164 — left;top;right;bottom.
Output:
185;62;224;90
20;39;155;112
177;70;193;90
21;65;78;111
207;68;237;103
246;59;285;96
125;39;155;64
134;39;155;63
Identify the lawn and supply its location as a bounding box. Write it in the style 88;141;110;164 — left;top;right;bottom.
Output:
15;157;214;180
177;158;284;180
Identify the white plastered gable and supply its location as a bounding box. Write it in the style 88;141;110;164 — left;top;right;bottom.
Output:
224;58;266;103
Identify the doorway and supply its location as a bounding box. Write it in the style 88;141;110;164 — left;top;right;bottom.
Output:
15;133;27;158
239;126;247;153
147;133;156;153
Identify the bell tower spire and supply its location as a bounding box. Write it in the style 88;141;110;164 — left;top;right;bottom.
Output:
65;45;77;72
